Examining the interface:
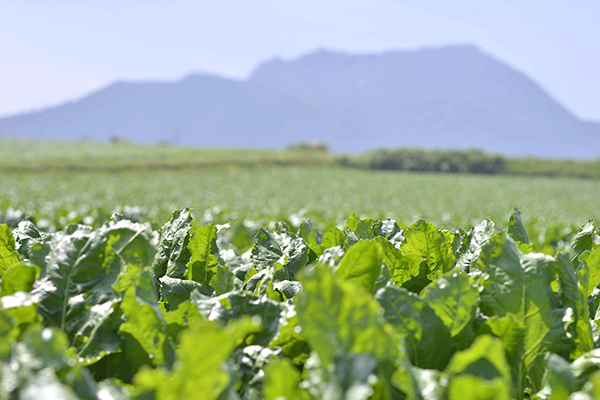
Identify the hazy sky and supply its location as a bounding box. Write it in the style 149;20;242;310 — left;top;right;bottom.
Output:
1;0;599;120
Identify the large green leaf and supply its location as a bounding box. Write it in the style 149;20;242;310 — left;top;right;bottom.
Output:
105;219;158;294
269;313;311;367
120;270;174;367
556;253;594;359
0;263;39;297
375;286;453;370
71;299;122;365
0;224;22;277
456;218;495;272
159;276;212;310
568;221;596;262
34;224;121;332
373;237;421;288
132;317;258;400
336;239;383;292
30;220;158;366
186;223;223;285
445;335;512;400
296;264;398;368
151;208;193;280
11;220;52;269
476;235;568;398
400;219;455;280
345;217;404;245
508;208;530;244
0;326;99;399
580;248;600;299
421;272;479;337
192;290;284;346
321;228;345;249
298;219;322;249
251;226;309;280
263;358;310;400
535;354;578;400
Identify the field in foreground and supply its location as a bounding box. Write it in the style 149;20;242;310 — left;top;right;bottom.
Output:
1;206;599;399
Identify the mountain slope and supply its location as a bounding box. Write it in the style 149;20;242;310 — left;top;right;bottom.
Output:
1;45;598;157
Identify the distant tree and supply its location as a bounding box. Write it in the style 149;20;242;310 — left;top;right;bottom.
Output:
109;135;129;145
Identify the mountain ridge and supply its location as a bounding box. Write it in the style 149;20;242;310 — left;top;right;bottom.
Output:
1;45;598;157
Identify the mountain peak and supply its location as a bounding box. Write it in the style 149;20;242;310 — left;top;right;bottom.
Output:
1;45;597;157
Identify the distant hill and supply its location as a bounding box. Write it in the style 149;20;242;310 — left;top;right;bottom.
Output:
1;45;598;157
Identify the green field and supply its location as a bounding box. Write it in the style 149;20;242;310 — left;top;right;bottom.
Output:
2;165;599;233
0;139;332;171
2;140;600;399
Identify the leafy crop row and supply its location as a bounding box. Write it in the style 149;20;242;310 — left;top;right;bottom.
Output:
1;208;600;399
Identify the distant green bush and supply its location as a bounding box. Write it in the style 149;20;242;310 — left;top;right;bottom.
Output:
507;157;600;179
109;135;129;145
352;148;507;174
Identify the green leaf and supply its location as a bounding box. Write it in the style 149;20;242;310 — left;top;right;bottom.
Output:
1;326;99;399
580;248;600;298
151;208;193;280
263;358;310;400
298;219;321;249
447;375;511;400
251;227;309;280
508;208;529;244
132;317;259;400
336;240;383;292
571;348;600;385
34;224;122;332
456;218;495;272
296;264;398;368
0;224;22;277
540;354;578;400
346;213;360;231
159;276;212;310
556;253;594;359
11;220;52;269
372;237;421;287
445;335;512;400
105;219;158;294
568;221;596;262
210;264;236;295
400;219;455;280
475;235;567;397
421;272;479;337
71;299;122;365
0;263;39;297
376;286;453;370
120;270;174;367
372;219;404;245
269;314;311;367
187;223;223;285
313;227;344;256
160;300;202;344
192;291;284;346
321;228;345;249
0;291;40;334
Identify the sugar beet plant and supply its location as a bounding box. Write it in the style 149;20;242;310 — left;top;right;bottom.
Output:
1;207;600;399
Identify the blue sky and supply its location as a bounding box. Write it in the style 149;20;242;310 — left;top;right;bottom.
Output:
1;0;598;120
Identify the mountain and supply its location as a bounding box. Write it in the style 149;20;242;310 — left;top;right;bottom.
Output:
1;45;598;157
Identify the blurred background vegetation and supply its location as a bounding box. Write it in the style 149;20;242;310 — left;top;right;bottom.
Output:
2;138;599;179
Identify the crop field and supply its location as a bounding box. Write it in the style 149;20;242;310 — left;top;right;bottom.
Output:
2;141;600;399
0;139;332;172
3;166;600;230
1;204;600;399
